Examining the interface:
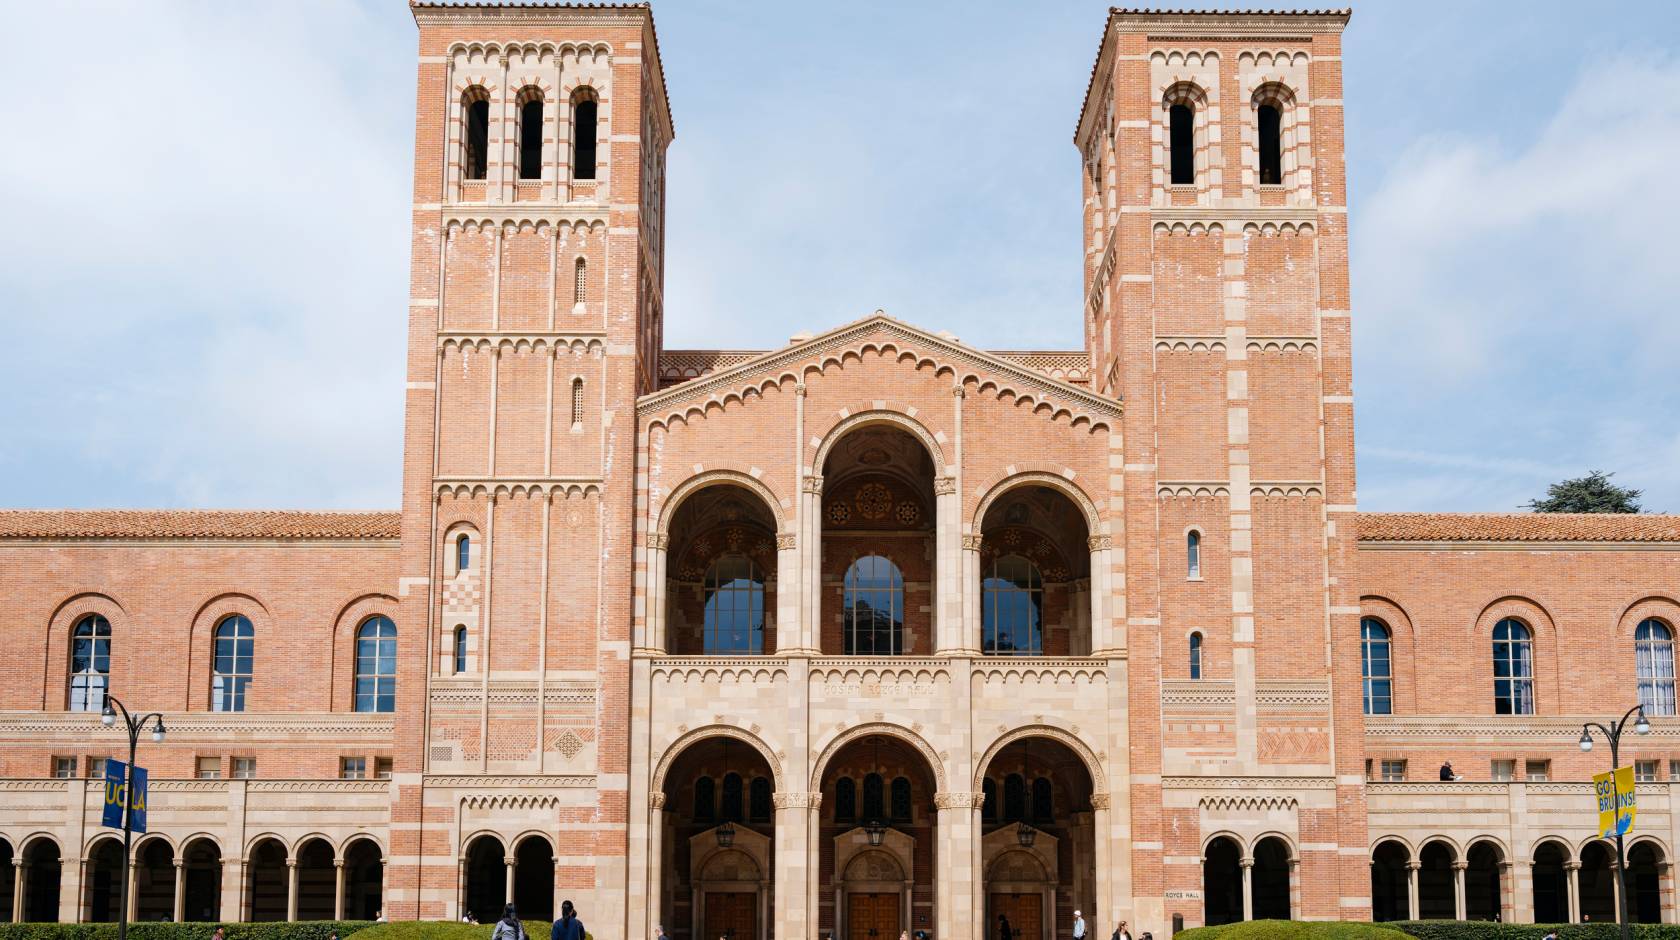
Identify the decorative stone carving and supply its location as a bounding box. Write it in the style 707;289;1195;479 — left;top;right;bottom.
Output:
934;791;986;810
961;534;984;551
1090;793;1111;810
772;791;822;809
649;793;667;809
775;532;796;550
802;475;824;494
646;532;669;551
934;476;957;495
1087;534;1113;551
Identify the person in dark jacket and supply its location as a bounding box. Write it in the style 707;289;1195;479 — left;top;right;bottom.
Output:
997;914;1013;940
493;904;525;940
552;899;586;940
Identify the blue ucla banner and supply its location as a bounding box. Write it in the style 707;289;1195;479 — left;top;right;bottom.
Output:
102;760;148;833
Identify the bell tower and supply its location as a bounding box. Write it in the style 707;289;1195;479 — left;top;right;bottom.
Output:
389;1;672;923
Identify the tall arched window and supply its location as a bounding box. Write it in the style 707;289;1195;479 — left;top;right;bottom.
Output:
456;534;471;573
749;776;772;822
1189;632;1203;680
462;89;489;181
862;772;885;823
211;614;254;712
703;555;764;654
982;554;1042;655
354;616;397;713
1169;102;1194;185
693;776;715;822
453;626;468;674
890;776;912;823
843;555;903;655
571;96;598;180
1031;777;1053;822
69;614;112;712
573;258;587;307
982;777;998;821
721;772;744;822
518;95;543;180
1492;618;1535;715
1003;773;1026;821
1257;103;1282;185
834;777;857;823
1187;529;1202;579
1361;617;1393;715
570;378;585;426
1637;619;1677;716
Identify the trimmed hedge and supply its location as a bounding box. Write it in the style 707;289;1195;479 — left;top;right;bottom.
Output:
1393;922;1680;940
1173;922;1414;940
0;924;373;940
349;924;591;940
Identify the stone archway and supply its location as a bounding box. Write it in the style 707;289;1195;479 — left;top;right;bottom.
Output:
658;733;777;940
818;733;940;939
690;833;770;940
835;841;912;940
983;844;1056;940
84;837;124;922
978;734;1096;937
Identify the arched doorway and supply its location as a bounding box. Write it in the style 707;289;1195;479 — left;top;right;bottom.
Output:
180;838;222;922
1417;841;1455;920
1465;840;1504;922
659;735;777;940
977;484;1093;655
247;837;289;922
1579;841;1616;923
0;838;13;923
513;835;555;924
22;838;62;923
1532;840;1570;924
295;838;335;920
464;835;508;924
343;838;385;921
1251;837;1292;920
979;735;1096;939
84;837;124;922
820;424;938;656
1202;836;1242;926
664;482;779;655
1629;841;1665;924
133;838;175;922
1371;840;1411;921
819;733;937;940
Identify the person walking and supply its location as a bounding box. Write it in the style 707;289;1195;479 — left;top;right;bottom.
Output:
1073;910;1086;940
998;913;1014;940
656;924;669;940
494;904;526;940
552;899;586;940
1112;920;1131;940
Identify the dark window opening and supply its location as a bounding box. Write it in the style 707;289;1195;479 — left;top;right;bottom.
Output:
981;777;997;821
693;776;715;822
749;776;772;823
1169;103;1194;185
1031;777;1053;822
834;777;857;823
721;772;744;822
890;776;911;823
1003;773;1026;822
1258;104;1282;185
464;96;489;181
519;99;543;180
572;98;598;180
862;772;885;822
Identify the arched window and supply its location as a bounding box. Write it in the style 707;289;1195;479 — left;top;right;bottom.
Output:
1187;529;1202;578
862;772;885;823
1003;773;1026;821
702;555;765;654
570;378;585;426
890;776;912;823
1257;103;1282;185
749;776;772;822
843;555;903;655
1361;617;1393;715
571;96;598;181
721;772;744;822
211;614;254;712
693;776;715;822
456;534;471;573
1637;619;1677;716
981;777;998;821
1169;102;1194;185
1031;777;1053;822
354;616;397;713
982;554;1042;655
1189;632;1203;680
518;96;543;180
453;626;468;674
462;89;489;181
834;777;857;823
69;614;112;712
573;258;587;307
1492;618;1534;715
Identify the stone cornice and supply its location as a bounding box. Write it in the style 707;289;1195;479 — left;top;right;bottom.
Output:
424;774;596;788
1162;775;1337;790
1360;540;1680;553
0;712;393;741
412;6;652;29
1366;715;1680;741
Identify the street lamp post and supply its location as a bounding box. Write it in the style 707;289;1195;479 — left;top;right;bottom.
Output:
1578;703;1650;940
101;695;167;940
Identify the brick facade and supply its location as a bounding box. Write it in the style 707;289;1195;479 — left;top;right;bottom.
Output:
1;6;1677;939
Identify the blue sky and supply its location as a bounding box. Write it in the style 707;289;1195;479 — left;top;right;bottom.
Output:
1;1;1676;512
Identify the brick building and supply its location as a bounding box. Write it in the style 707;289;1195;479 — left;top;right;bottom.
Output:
2;5;1678;939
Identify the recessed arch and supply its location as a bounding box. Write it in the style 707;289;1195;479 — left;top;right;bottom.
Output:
810;721;946;792
811;409;947;475
652;724;784;794
971;470;1101;534
655;469;786;536
971;724;1107;794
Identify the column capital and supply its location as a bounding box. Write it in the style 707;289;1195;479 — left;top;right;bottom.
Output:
334;859;346;869
646;532;669;551
961;534;984;551
776;532;797;551
503;856;517;866
1239;857;1255;869
1564;860;1582;872
772;791;822;809
286;860;298;870
1405;861;1421;872
174;860;185;870
933;791;986;810
952;385;966;399
1452;861;1468;871
1087;534;1113;551
650;793;667;809
802;474;824;495
934;476;957;496
1090;793;1111;810
794;383;807;397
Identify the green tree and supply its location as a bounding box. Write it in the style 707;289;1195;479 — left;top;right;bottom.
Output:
1525;470;1644;513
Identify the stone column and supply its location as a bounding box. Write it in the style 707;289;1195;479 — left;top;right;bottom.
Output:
456;858;467;922
800;474;823;653
1406;861;1420;921
286;859;299;922
1498;861;1514;924
1659;861;1674;927
504;856;517;908
1092;794;1114;925
1087;535;1114;655
173;859;186;923
649;795;667;935
1566;860;1581;923
1453;861;1467;921
935;791;983;940
12;861;24;923
127;861;140;921
1239;857;1254;922
775;533;800;654
774;792;817;939
961;534;983;652
643;533;668;653
933;475;960;653
1611;858;1624;924
223;858;244;922
334;860;347;921
760;880;772;940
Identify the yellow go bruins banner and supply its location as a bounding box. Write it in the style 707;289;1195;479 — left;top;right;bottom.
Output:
1594;765;1636;839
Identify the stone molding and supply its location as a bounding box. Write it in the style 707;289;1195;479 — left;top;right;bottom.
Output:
0;712;393;741
1367;715;1680;741
645;532;670;550
934;476;957;496
432;479;602;500
1161;775;1336;790
802;475;824;495
961;534;984;551
772;791;822;809
426;775;595;788
775;532;797;550
934;791;987;810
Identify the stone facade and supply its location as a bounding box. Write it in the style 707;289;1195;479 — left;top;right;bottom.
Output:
2;5;1679;940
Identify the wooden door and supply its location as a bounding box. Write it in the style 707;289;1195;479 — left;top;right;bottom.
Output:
990;892;1043;940
704;891;756;940
847;892;900;940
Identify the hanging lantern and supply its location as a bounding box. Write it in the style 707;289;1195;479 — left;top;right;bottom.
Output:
864;818;887;846
716;819;736;847
1016;822;1038;847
